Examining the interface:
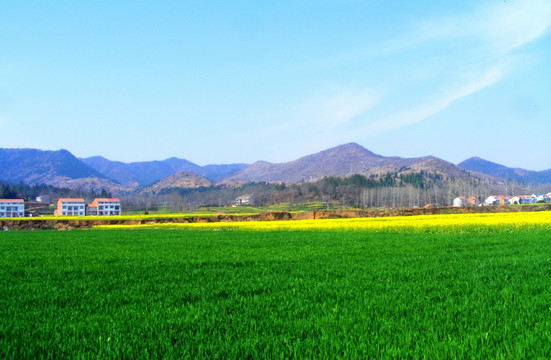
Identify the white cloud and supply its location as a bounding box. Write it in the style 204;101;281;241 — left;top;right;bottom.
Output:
252;87;379;136
415;0;551;53
355;0;551;136
476;0;551;53
302;89;379;128
356;64;508;136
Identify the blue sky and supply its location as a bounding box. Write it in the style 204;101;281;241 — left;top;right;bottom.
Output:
1;1;550;170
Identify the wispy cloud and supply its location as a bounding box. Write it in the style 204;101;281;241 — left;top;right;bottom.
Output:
474;0;551;53
414;0;551;51
357;0;551;135
253;87;379;136
355;64;508;136
298;88;379;129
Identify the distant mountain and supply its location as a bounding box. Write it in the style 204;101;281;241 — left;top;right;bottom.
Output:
402;157;478;181
0;148;108;185
140;172;213;194
224;142;460;183
201;164;251;182
82;156;142;187
458;157;551;184
81;156;247;186
3;145;549;195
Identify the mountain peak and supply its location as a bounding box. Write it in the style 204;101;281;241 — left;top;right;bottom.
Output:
0;148;108;185
460;156;491;164
325;142;379;156
227;143;410;183
458;157;507;172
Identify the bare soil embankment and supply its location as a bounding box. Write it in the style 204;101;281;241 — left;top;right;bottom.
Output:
2;204;550;230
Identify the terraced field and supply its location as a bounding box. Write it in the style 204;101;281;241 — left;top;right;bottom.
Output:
1;212;550;358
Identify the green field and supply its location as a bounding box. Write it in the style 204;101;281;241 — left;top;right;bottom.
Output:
1;228;550;358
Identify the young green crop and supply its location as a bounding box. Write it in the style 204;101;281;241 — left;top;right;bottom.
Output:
1;227;550;358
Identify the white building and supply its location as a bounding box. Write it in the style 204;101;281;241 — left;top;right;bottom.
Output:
453;197;466;207
0;199;25;218
235;194;255;206
36;195;51;204
509;195;538;205
87;198;121;216
525;195;537;204
54;198;86;216
485;195;511;206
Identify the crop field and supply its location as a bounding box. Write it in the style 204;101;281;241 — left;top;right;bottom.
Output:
1;212;551;358
95;210;551;233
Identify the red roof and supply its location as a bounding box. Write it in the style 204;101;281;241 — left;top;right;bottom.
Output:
90;198;120;207
57;198;85;202
0;199;24;202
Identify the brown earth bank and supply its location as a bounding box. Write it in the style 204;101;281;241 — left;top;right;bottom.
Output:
1;204;550;231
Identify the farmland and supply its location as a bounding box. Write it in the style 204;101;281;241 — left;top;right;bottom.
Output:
1;212;551;358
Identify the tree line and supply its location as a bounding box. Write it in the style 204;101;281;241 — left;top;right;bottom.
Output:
124;171;547;211
3;170;548;212
0;182;112;203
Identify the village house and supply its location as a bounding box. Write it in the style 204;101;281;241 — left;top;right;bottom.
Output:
54;198;86;216
484;195;511;206
87;198;121;216
453;197;466;207
453;196;481;207
509;196;520;205
235;194;255;206
467;196;480;207
509;195;537;205
0;199;25;218
36;195;51;204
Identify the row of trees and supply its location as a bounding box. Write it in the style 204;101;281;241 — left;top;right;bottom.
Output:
122;171;547;211
0;182;112;203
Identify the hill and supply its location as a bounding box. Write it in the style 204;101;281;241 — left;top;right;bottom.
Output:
140;172;213;195
458;157;551;184
0;148;108;185
81;156;247;186
224;143;464;183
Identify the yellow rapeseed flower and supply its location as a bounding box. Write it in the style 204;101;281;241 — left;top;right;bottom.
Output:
94;211;551;233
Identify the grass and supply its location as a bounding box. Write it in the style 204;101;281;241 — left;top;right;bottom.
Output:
1;223;551;358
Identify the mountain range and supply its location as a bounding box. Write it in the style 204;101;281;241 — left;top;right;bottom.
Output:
458;157;551;184
1;144;550;193
81;156;246;187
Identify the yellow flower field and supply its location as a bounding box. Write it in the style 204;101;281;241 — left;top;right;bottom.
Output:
94;211;551;233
